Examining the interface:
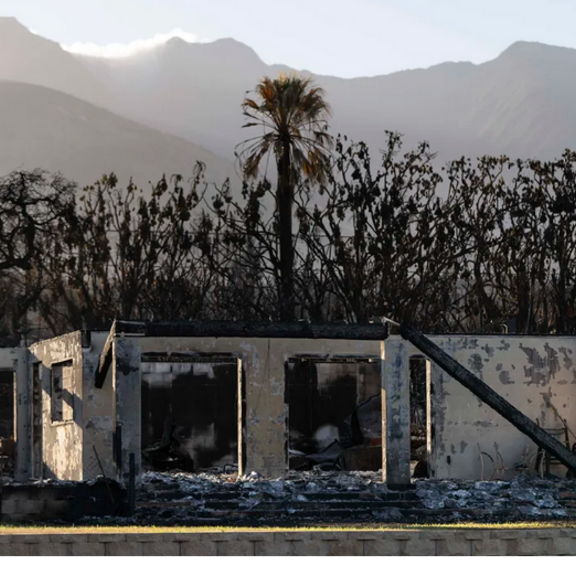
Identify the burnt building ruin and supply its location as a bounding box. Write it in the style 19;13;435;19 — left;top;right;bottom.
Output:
2;320;576;490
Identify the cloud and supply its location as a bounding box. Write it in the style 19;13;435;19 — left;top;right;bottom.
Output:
61;28;202;58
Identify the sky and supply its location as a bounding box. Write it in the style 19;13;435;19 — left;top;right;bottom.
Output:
1;0;576;77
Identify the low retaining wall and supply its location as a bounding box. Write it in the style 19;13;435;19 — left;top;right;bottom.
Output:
0;481;125;523
0;529;576;555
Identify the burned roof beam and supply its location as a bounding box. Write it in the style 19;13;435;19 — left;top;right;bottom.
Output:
115;320;389;341
95;320;116;389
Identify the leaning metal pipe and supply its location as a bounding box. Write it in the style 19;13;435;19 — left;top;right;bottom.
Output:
399;322;576;474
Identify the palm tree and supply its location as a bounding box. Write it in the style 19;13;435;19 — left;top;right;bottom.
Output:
238;74;333;320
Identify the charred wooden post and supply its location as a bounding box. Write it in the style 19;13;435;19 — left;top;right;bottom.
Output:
400;323;576;474
95;320;115;389
128;453;135;516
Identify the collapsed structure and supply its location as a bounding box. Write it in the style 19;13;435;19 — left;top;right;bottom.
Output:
1;320;576;491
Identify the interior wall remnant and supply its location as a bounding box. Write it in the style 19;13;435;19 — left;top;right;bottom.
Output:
30;333;83;481
416;335;576;481
114;337;141;482
82;331;117;481
140;359;238;472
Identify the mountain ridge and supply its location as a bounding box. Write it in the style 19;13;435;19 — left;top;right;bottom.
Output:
0;80;237;189
2;16;576;174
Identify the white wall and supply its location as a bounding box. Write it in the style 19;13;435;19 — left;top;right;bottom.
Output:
419;335;576;480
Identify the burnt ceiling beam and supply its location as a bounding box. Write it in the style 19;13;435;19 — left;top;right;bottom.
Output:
114;320;389;341
95;320;116;389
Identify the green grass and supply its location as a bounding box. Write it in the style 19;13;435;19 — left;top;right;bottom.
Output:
1;522;576;534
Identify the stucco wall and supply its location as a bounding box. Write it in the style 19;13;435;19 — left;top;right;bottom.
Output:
30;333;84;481
36;329;575;484
419;335;576;480
82;332;116;480
22;328;576;484
120;336;382;479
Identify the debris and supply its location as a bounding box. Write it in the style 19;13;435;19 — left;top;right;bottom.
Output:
474;481;508;492
517;506;542;516
101;470;576;527
0;437;14;478
342;446;381;472
142;419;195;473
244;471;262;481
372;508;403;522
290;394;384;472
423;498;446;510
302;440;344;470
0;437;15;456
341;395;382;444
412;460;429;479
452;489;472;500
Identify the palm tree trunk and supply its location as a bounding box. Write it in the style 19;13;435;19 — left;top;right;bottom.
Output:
277;142;294;320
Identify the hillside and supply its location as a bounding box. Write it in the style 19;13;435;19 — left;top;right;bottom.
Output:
0;17;111;108
0;81;237;190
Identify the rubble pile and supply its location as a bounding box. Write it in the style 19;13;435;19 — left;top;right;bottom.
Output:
414;474;576;521
126;470;411;526
111;470;576;527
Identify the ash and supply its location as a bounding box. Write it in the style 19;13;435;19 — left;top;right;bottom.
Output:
107;469;576;527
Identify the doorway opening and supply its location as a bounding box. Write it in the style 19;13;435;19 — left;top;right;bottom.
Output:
286;356;382;472
140;354;241;475
0;369;15;477
410;356;429;478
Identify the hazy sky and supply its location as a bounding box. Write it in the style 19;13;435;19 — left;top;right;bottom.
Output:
2;0;575;77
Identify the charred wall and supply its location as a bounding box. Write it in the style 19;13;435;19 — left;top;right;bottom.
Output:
421;335;576;480
122;337;383;479
29;332;84;481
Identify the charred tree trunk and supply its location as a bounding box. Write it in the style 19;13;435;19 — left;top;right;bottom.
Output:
277;141;294;321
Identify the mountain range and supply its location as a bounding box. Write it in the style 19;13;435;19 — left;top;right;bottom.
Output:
1;15;576;190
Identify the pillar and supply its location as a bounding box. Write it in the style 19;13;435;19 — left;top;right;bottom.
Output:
114;338;141;482
242;339;287;478
14;348;31;482
382;339;411;489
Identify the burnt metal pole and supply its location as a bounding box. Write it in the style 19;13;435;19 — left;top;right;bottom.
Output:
92;446;115;508
128;453;136;516
400;322;576;474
